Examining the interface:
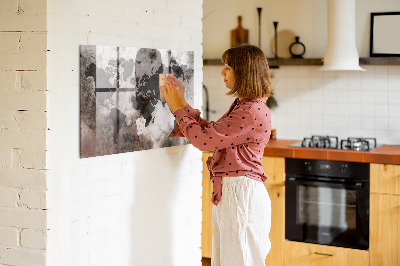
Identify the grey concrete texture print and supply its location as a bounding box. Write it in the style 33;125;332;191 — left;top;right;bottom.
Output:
80;45;194;158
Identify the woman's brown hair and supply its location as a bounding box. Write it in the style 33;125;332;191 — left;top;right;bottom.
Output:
221;44;273;99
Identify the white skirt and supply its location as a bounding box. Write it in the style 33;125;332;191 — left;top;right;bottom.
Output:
212;176;271;266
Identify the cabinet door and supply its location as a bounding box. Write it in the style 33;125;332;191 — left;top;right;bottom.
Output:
261;156;285;185
370;163;400;195
284;241;369;266
264;185;284;266
202;152;213;258
370;193;400;266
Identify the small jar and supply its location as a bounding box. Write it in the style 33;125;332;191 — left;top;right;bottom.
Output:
270;129;277;140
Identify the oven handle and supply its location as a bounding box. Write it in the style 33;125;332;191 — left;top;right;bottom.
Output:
286;177;364;189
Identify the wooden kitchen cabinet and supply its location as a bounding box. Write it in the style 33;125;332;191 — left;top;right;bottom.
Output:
264;184;285;266
370;193;400;266
261;156;285;186
262;156;285;266
370;163;400;266
201;154;286;266
370;163;400;195
202;152;213;258
284;241;369;266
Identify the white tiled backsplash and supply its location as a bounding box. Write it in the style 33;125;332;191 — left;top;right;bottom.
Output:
203;65;400;145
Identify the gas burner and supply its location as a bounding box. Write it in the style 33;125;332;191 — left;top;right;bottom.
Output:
340;137;377;151
290;136;380;151
301;135;339;149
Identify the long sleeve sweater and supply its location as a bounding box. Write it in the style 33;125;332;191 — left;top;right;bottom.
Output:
169;97;271;205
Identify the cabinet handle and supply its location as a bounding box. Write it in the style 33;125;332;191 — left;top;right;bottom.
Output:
314;252;335;257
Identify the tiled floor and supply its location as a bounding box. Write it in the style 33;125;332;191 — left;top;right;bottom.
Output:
202;257;211;266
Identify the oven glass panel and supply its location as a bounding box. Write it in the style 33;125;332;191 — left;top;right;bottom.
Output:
297;186;357;230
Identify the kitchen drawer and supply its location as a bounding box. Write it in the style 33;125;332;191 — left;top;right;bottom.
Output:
284;241;369;266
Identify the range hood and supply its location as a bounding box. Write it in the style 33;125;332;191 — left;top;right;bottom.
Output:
320;0;365;71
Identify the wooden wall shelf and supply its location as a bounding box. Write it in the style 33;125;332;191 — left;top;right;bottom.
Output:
203;58;323;67
268;58;323;67
203;57;400;67
359;57;400;65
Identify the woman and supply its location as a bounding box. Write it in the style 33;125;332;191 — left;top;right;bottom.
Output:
161;44;273;266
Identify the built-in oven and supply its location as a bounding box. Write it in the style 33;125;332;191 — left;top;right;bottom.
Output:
285;158;370;250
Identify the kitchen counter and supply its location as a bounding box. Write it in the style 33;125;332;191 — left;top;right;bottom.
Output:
263;139;400;164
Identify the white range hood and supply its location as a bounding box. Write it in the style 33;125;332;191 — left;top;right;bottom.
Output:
320;0;365;71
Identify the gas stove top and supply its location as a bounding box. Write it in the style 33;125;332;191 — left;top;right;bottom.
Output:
289;135;382;151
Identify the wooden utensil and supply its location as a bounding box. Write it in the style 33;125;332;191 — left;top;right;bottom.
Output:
231;16;249;48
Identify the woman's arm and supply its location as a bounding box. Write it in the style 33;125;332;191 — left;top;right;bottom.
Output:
172;106;257;152
162;76;211;137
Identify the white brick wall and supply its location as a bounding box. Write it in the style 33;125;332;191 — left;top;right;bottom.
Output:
0;0;48;265
46;0;203;266
0;227;19;247
0;247;46;266
0;187;19;208
21;229;47;250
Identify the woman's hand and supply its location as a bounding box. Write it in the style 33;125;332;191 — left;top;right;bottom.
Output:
173;76;187;108
167;75;187;108
161;75;187;113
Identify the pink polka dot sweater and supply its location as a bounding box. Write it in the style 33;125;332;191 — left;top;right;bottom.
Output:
169;97;272;206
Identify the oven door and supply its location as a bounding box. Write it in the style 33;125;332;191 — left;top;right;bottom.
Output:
285;177;369;250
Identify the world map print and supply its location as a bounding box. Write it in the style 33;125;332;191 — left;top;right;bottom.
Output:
80;45;194;158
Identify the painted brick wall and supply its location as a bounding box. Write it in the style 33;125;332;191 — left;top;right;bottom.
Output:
0;0;48;265
46;0;203;266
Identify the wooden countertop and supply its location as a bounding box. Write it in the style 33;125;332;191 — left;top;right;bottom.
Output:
263;139;400;165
